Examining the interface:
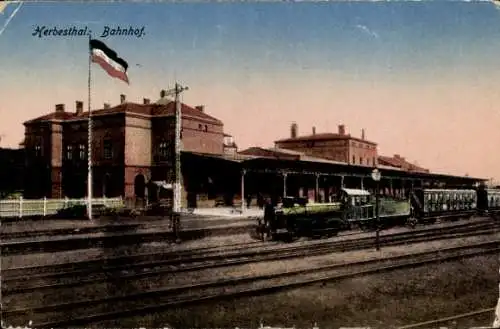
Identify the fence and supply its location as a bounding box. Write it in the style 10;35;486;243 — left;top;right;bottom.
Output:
0;197;124;218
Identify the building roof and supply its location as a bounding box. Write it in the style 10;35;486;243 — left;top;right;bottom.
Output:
24;99;223;125
238;146;347;165
275;133;377;146
184;150;486;182
378;155;429;173
184;150;258;162
24;111;80;124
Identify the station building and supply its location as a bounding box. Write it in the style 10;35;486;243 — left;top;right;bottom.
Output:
21;94;485;207
22;91;237;204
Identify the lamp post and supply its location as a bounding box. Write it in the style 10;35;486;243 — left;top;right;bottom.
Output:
371;168;381;251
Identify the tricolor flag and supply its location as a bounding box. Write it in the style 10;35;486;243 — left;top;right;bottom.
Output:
90;39;129;84
0;2;23;37
0;3;8;14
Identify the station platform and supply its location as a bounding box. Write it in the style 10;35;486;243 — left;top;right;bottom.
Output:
1;207;263;241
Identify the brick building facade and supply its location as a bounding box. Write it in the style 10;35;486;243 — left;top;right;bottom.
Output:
275;123;378;167
23;91;229;202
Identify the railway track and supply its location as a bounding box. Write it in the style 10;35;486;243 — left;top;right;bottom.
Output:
398;307;496;328
4;240;500;328
4;219;500;295
0;221;255;256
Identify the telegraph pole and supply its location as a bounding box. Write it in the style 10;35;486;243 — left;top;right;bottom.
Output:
371;168;381;251
162;83;188;241
174;82;188;213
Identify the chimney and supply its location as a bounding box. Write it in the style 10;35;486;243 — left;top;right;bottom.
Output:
312;126;316;135
55;104;65;113
361;129;365;140
338;124;345;135
104;103;111;109
75;101;83;115
160;89;166;98
195;105;205;112
143;98;150;105
291;123;298;138
120;94;126;104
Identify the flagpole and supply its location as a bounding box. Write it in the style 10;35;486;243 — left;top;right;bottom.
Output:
87;33;93;220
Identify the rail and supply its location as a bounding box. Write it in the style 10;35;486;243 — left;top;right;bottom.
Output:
0;197;124;218
5;239;499;328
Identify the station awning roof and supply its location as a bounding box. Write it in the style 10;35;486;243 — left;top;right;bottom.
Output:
182;151;486;183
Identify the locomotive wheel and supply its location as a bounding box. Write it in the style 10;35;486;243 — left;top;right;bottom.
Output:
358;222;367;231
326;230;339;237
260;221;273;241
406;217;418;229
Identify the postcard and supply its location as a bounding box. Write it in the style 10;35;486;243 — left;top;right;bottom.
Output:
1;1;500;329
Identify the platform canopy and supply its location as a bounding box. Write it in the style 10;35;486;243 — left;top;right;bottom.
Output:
341;188;371;196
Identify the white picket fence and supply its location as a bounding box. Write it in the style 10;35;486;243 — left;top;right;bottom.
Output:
0;197;124;218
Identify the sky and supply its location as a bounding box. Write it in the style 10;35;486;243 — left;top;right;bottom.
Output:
1;0;500;181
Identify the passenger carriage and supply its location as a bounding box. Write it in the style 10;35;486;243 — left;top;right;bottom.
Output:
411;188;476;221
480;188;500;215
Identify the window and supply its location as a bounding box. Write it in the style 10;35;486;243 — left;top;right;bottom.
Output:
352;155;355;164
103;140;112;160
159;141;168;157
79;144;86;160
66;145;73;160
198;124;203;130
34;145;42;157
204;125;208;132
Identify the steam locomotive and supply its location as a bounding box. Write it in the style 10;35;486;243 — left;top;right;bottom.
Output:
259;186;500;241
